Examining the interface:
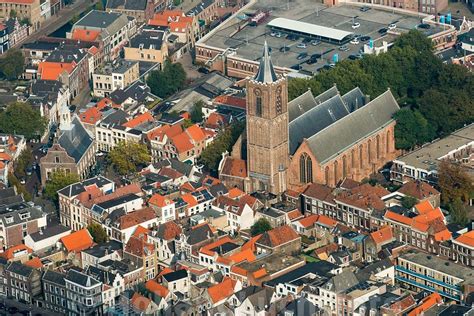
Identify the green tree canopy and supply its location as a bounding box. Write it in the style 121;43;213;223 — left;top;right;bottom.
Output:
251;218;272;236
401;196;418;209
0;102;47;140
15;147;33;177
0;49;25;80
44;170;80;203
88;222;108;243
146;59;186;98
190;100;204;123
199;121;245;174
109;141;151;175
393;108;434;151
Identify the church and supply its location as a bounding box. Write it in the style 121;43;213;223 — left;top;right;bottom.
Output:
219;43;400;195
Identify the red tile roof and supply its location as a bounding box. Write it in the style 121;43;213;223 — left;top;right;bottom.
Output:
118;207;156;230
149;193;174;208
181;193;198;207
38;61;75;80
298;214;319;228
157;221;182;240
370;226;393;245
24;257;43;269
214;95;246;109
0;153;12;161
171;132;194;154
316;215;338;228
200;236;235;256
147;124;183;142
257;225;299;248
228;187;245;199
0;244;32;260
80;107;103;125
398;181;440;200
146;279;169;298
131;292;151;312
123;112;154;128
186;124;206;142
60;229;94;252
207;277;237;304
455;230;474;248
71;29;101;42
407;292;442;316
221;157;247;178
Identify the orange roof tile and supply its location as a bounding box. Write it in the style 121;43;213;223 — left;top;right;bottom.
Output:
231;265;247;276
214;95;246;109
24;257;43;269
181;193;198;207
370;226;393;245
118;207;156;230
186;124;207;142
287;209;303;221
200;236;234;256
253;268;267;279
298;214;319;228
180;111;190;120
316;215;338;228
171;132;194;154
38;61;75;80
0;161;5;169
0;153;12;161
80;107;103;125
149;193;174;208
385;211;413;226
180;182;195;192
216;256;233;265
241;234;261;252
71;29;101;42
96;97;119;109
221;157;247;178
415;200;434;214
157;221;182;240
131;292;151;312
228;248;256;264
257;225;299;248
228;187;245;199
207;277;237;304
145;279;169;298
159;267;174;277
0;244;32;260
0;0;35;4
434;229;451;242
206;112;227;129
60;229;94;252
132;225;150;239
455;230;474;247
123;112;154;128
88;46;99;55
407;293;442;316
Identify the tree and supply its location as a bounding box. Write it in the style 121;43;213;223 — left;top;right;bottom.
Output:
8;172;31;201
146;59;186;98
190;100;204;123
251;218;272;236
393;29;433;53
0;49;25;80
109;141;151;175
447;198;469;226
44;170;79;203
15;147;33;177
393;108;434;150
88;222;108;243
9;9;17;18
401;196;418;209
94;0;104;10
0;102;47;140
438;160;473;205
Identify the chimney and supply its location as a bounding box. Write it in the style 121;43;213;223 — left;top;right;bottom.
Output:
364;94;370;104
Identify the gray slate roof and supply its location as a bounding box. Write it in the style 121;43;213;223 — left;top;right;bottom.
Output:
288;85;339;122
65;269;101;287
107;0;148;10
324;270;359;293
58;176;113;197
43;270;66;286
28;224;70;242
6;261;35;277
73;10;130;38
58;116;94;163
0;202;44;227
254;41;277;83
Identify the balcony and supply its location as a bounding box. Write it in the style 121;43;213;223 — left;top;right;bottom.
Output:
395;275;461;302
395;265;461;291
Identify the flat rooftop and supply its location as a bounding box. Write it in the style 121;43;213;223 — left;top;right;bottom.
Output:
399;251;474;284
200;1;444;73
395;123;474;171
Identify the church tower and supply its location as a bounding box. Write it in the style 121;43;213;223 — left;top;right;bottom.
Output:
246;42;289;195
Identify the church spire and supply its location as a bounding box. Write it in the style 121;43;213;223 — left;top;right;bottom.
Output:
254;41;278;83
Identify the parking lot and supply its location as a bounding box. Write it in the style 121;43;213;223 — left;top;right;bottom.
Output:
202;1;443;73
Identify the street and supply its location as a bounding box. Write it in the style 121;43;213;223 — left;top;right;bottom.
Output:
0;297;62;316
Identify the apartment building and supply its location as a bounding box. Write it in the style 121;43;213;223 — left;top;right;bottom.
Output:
0;0;47;32
148;10;198;47
69;10;135;62
396;251;474;303
92;61;139;97
95;109;143;152
106;0;154;23
391;123;474;185
5;261;42;303
124;30;168;63
65;269;103;315
42;270;67;314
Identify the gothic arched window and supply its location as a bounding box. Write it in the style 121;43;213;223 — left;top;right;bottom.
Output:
255;88;262;117
299;155;306;183
299;153;313;184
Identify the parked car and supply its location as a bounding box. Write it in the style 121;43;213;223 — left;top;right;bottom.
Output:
350;38;359;45
311;40;321;46
418;23;430;29
290;64;302;70
270;32;277;36
388;23;396;30
339;45;349;51
69;105;76;113
378;27;388;34
20;178;26;185
359;36;371;42
275;32;283;38
348;54;358;60
297;43;307;49
279;46;290;52
302;38;311;43
297;52;308;60
198;67;210;74
26;166;32;176
352;22;361;29
360;6;371;12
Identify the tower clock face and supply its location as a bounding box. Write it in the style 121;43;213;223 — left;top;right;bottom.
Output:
276;86;282;114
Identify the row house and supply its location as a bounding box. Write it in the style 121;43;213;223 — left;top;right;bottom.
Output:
69;10;135;62
148;10;198;48
106;0;154;23
0;134;26;187
148;221;182;266
0;0;48;32
58;176;115;228
37;44;89;99
175;223;217;263
42;270;67;314
384;200;451;254
92;60;140;98
106;207;159;243
212;192;259;234
85;265;125;309
65;269;103;315
95;109;143;152
5;261;42;303
123;226;158;281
